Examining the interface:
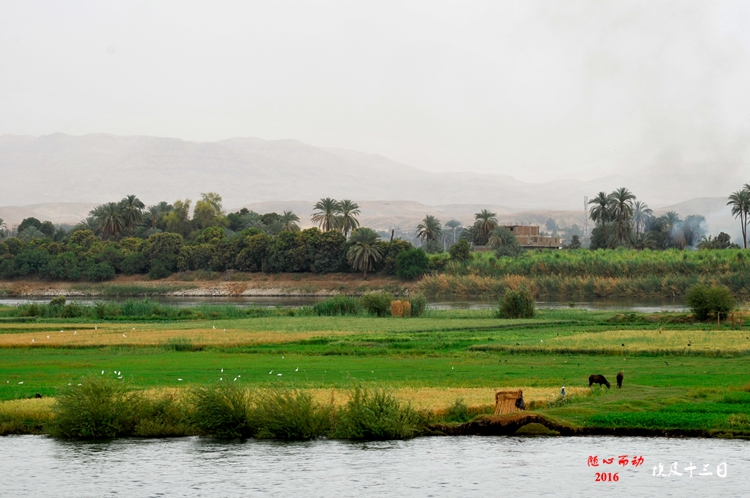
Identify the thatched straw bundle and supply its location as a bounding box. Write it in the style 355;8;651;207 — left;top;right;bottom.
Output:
390;300;404;317
494;389;525;415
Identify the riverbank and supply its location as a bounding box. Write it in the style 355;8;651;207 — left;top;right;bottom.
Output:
2;308;749;439
0;273;414;298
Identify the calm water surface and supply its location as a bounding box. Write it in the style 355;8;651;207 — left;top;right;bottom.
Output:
1;436;747;497
0;296;687;312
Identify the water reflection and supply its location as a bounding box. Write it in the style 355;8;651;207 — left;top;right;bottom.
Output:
0;296;687;312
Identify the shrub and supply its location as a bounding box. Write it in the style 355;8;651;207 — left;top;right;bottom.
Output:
333;387;423;440
120;253;147;275
442;399;472;423
409;293;427;317
49;296;66;307
252;388;331;440
133;395;191;437
396;248;430;280
313;296;360;316
449;239;472;262
359;291;394;317
497;287;535;318
189;383;255;438
51;376;140;439
86;262;116;282
148;259;173;280
685;284;735;321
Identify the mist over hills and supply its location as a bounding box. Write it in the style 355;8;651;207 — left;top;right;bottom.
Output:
0;133;739;234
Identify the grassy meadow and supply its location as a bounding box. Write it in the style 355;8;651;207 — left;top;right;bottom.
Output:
1;302;750;438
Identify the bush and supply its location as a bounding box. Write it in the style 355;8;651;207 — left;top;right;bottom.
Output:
148;259;173;280
51;376;140;439
120;253;147;275
49;296;66;307
442;399;472;423
313;296;360;316
396;248;430;280
449;239;472;262
497;287;535;318
189;383;255;439
333;387;423;440
409;293;427;317
685;284;735;321
252;388;331;440
359;291;394;317
86;262;116;282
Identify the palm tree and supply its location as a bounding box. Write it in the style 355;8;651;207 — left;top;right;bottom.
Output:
17;226;45;242
474;210;498;243
664;211;680;230
76;216;98;233
311;198;341;231
445;219;461;244
0;218;5;239
92;202;126;238
119;195;145;232
607;187;636;246
280;211;301;232
346;228;383;278
632;201;653;238
416;215;442;243
588;191;611;245
728;189;750;249
337;200;361;237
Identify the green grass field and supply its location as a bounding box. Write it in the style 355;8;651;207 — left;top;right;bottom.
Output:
1;305;750;437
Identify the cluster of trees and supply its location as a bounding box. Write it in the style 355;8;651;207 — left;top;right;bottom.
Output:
414;210;523;255
727;183;750;249
0;194;443;281
587;188;728;250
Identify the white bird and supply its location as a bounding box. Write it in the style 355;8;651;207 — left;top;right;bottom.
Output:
74;331;77;335
118;376;122;379
451;366;454;369
282;356;284;359
237;375;241;378
234;378;237;381
68;383;71;386
269;370;273;374
223;329;226;332
77;383;82;386
295;368;299;372
221;368;224;373
18;381;23;384
212;326;216;330
178;378;183;381
95;326;97;330
102;370;104;375
541;340;543;343
31;339;34;343
132;327;135;330
277;373;282;376
123;334;127;338
219;377;223;381
47;335;50;339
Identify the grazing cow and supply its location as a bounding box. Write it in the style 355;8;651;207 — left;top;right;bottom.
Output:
588;374;610;389
616;372;624;389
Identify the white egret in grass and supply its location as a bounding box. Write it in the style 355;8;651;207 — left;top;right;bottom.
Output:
212;326;216;330
132;327;135;331
295;368;299;372
18;381;23;384
123;334;126;338
77;383;82;386
223;329;226;332
269;370;273;374
95;326;97;330
234;378;237;381
101;370;104;375
60;330;63;333
219;377;223;381
31;339;34;343
67;383;71;386
221;368;223;373
178;378;183;381
73;331;77;335
282;356;284;359
118;376;122;379
237;375;241;378
46;335;49;338
277;373;282;376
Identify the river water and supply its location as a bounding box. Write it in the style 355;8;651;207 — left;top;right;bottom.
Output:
1;435;747;497
0;296;688;312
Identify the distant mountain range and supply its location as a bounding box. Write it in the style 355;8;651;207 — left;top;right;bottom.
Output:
0;133;740;233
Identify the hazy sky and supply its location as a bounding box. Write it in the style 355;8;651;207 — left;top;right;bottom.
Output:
2;1;750;183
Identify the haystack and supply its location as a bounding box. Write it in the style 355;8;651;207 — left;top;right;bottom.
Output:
391;300;404;317
402;301;412;317
494;389;525;415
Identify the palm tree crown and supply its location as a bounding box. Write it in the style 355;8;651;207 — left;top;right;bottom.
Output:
727;189;750;249
474;210;498;242
416;215;442;243
347;228;383;277
337;200;361;237
311;198;341;232
280;211;301;232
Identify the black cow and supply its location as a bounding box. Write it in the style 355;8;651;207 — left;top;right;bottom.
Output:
616;372;624;389
588;374;610;388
